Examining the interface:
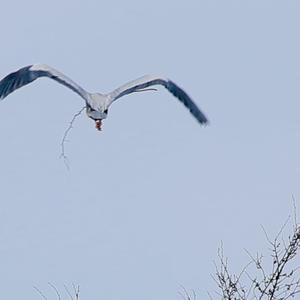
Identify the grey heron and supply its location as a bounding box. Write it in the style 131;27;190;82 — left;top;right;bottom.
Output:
0;64;208;130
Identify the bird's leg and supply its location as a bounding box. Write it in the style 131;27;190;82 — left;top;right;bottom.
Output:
95;119;102;131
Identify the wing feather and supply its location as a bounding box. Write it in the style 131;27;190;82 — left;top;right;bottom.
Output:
108;75;208;124
0;64;89;101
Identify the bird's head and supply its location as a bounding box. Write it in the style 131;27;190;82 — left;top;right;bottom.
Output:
86;106;108;120
86;93;109;130
86;106;108;131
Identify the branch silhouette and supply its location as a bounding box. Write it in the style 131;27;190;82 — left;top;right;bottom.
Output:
212;212;300;300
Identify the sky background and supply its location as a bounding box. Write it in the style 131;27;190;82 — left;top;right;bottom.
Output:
0;1;300;299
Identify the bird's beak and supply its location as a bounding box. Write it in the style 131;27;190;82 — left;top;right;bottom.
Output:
95;119;102;131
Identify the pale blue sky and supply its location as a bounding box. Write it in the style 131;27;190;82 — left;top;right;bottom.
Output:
0;1;300;299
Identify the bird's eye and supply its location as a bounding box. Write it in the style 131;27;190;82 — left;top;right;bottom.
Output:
104;109;108;114
87;106;95;112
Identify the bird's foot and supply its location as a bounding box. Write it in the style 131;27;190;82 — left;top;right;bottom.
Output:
95;120;102;131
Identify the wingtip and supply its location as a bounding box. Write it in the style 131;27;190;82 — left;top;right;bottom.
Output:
202;113;210;125
203;119;210;126
198;116;209;126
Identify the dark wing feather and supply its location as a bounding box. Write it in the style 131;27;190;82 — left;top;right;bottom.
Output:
108;75;208;125
165;80;208;124
0;66;38;99
0;64;89;101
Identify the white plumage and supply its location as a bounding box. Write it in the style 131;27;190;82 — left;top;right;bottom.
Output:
0;64;208;130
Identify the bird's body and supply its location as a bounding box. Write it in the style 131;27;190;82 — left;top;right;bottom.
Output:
0;64;208;130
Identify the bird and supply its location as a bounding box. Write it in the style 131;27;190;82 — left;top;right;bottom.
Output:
0;64;208;130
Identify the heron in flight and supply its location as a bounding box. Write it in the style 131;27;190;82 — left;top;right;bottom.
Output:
0;64;208;130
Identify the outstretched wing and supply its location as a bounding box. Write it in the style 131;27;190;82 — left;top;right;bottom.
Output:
108;75;208;125
0;64;89;101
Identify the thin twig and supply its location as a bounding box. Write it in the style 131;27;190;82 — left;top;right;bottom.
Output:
179;285;195;300
48;282;61;300
275;215;291;242
207;291;214;300
33;286;48;300
292;196;298;227
72;283;80;300
64;285;74;300
260;225;273;245
60;106;85;169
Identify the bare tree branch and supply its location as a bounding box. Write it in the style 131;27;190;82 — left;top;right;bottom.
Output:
72;284;80;300
33;284;80;300
64;285;74;300
212;206;300;300
33;286;48;300
48;282;61;300
179;285;196;300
